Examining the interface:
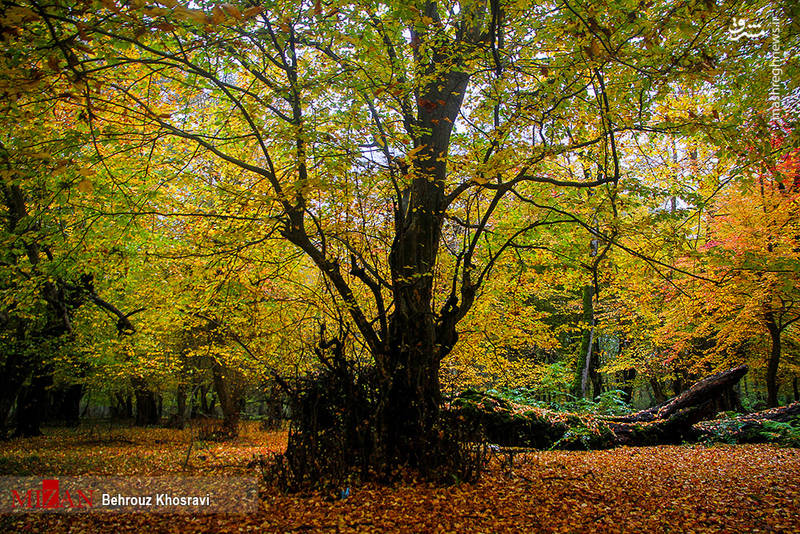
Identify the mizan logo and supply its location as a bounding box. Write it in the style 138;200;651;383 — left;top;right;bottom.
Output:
728;17;768;40
11;479;94;509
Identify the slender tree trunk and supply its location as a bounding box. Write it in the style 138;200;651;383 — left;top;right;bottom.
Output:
793;375;799;402
0;350;30;435
113;393;133;419
134;391;158;426
581;204;602;400
618;369;636;404
650;378;667;404
133;378;159;426
580;284;596;399
591;350;603;399
175;384;187;429
201;385;212;414
673;376;684;396
51;384;83;426
765;312;781;408
211;361;241;436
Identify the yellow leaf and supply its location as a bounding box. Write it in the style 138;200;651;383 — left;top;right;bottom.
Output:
222;4;242;20
211;6;226;24
174;7;209;24
242;6;264;19
77;178;94;193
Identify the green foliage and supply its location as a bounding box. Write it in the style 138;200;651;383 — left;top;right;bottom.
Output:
699;418;746;445
590;390;634;416
753;419;800;448
550;419;616;451
485;387;632;416
700;416;800;448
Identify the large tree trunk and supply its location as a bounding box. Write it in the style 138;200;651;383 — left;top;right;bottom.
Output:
451;365;749;449
381;320;443;467
112;392;132;419
609;365;746;424
373;61;471;467
650;378;668;404
280;53;473;473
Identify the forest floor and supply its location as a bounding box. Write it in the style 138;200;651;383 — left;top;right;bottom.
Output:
1;423;799;533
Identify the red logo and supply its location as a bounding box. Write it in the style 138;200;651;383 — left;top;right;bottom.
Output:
11;479;94;509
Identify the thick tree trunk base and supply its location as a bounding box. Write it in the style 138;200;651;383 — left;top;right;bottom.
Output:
270;361;482;492
450;365;749;449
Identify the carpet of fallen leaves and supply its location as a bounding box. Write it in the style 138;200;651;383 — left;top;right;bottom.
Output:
1;424;799;533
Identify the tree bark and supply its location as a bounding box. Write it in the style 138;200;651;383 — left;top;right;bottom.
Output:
133;379;160;426
579;285;596;399
0;350;31;435
14;365;53;437
211;360;241;437
48;384;83;426
112;393;133;419
199;384;210;415
618;368;636;404
765;312;781;407
175;384;187;429
650;378;667;404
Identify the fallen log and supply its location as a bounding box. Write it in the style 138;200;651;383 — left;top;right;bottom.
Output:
609;365;747;424
607;364;748;446
692;401;800;444
448;365;749;449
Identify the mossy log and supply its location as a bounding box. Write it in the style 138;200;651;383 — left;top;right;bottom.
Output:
448;365;749;449
692;401;800;443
